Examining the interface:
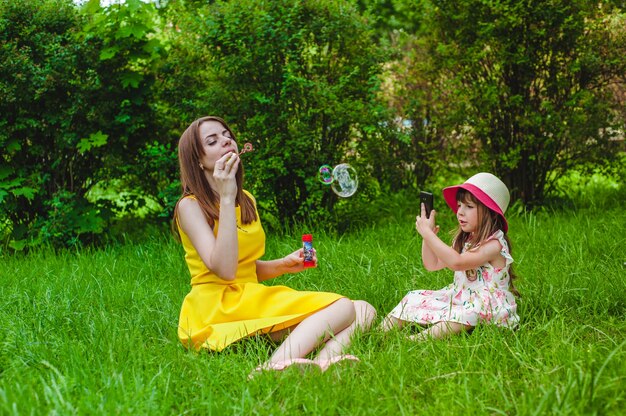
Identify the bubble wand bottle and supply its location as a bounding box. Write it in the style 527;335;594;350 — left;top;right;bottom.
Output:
302;234;315;268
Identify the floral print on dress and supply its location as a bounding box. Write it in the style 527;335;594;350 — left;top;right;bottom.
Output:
388;230;519;329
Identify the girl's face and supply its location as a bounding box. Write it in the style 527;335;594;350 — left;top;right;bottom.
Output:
456;196;479;234
198;120;238;171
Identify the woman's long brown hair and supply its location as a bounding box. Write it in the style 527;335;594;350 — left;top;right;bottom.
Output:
171;116;257;237
451;189;520;296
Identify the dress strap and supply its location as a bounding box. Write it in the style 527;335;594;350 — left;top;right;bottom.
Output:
486;230;514;266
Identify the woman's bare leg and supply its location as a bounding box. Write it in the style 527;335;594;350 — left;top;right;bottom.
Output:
268;297;355;363
313;300;377;362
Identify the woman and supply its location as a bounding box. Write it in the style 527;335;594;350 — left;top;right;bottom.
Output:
173;116;376;374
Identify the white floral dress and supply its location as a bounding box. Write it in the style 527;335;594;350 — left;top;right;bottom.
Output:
388;230;520;328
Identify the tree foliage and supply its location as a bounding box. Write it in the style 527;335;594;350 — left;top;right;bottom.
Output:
173;0;388;226
359;0;458;191
0;0;167;248
1;0;624;249
420;0;626;204
1;0;100;248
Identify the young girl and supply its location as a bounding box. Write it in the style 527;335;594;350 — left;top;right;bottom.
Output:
173;116;376;375
383;172;520;340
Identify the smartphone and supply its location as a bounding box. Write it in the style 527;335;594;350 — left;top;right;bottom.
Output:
420;191;434;218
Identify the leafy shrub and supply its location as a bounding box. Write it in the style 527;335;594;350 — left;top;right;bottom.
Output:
418;0;626;205
172;0;389;228
0;0;167;249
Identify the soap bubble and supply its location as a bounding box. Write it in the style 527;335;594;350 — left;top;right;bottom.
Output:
317;163;359;197
318;165;334;184
331;163;358;197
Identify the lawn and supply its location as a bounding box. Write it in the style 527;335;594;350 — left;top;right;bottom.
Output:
1;183;625;415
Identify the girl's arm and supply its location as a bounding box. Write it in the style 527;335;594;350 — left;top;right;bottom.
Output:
421;229;502;271
417;205;447;271
178;196;239;280
421;237;447;271
415;203;501;271
256;248;311;282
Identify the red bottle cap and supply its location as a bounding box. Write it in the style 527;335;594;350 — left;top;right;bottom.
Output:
302;234;312;242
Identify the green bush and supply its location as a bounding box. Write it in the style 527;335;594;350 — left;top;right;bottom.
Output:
3;0;623;249
0;0;96;248
0;0;168;249
418;0;626;205
172;0;389;228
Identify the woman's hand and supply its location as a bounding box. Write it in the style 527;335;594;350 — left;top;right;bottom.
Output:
281;248;316;274
213;152;240;202
415;203;440;237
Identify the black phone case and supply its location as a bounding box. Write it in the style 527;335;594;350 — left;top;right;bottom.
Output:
420;191;433;218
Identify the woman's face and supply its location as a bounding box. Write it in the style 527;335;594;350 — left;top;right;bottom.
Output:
198;120;238;171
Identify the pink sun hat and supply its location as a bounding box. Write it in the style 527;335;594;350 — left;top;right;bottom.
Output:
442;172;510;232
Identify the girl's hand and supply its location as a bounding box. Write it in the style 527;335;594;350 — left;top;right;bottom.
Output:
416;203;440;237
213;152;240;201
281;248;316;273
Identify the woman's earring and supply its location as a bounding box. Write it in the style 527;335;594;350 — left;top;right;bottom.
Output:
199;163;204;170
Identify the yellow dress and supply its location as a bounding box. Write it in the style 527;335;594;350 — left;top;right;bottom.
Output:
177;191;344;351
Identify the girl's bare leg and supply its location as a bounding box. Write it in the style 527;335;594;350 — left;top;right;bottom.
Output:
313;300;377;362
381;313;405;331
408;321;468;341
269;297;355;363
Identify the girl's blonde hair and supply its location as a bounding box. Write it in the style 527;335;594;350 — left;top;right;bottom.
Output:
171;116;257;237
452;189;520;296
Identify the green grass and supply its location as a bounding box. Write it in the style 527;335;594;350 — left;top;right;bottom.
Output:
1;185;625;415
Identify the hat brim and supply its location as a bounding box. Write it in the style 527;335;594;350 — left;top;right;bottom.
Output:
442;184;508;232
